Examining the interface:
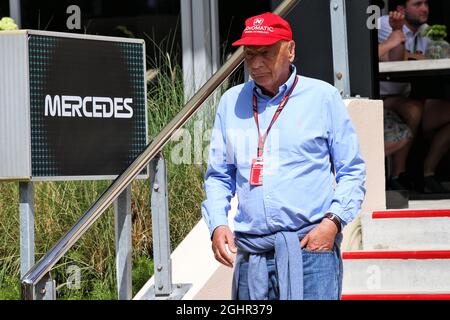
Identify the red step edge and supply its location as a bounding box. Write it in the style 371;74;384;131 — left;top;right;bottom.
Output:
343;250;450;260
372;209;450;219
342;294;450;300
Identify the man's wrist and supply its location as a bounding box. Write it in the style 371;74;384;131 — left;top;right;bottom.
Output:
324;212;342;233
384;40;397;51
211;224;229;240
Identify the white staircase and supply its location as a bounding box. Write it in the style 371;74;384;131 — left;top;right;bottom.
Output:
342;200;450;300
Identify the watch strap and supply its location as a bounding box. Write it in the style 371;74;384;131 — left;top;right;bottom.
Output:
324;212;342;233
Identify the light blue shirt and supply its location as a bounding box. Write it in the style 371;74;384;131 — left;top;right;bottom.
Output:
202;67;366;236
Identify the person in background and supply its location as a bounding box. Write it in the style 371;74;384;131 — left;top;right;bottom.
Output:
384;109;413;158
378;0;450;193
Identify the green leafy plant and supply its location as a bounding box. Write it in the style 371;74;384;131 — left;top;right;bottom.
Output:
422;24;448;41
0;17;18;31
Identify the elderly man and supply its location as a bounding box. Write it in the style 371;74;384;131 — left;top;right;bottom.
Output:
201;12;366;300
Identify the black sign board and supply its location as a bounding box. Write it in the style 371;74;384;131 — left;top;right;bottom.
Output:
28;33;148;180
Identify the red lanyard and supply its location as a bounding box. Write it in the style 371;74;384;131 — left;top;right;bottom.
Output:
252;76;298;159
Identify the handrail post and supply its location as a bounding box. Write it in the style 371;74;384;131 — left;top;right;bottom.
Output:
330;0;351;97
151;154;172;296
36;273;56;300
19;182;34;279
114;185;133;300
145;154;191;300
22;272;56;300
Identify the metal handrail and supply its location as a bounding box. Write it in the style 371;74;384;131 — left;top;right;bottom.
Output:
20;0;300;299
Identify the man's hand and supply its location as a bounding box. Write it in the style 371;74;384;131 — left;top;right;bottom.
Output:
406;52;427;60
389;11;405;31
212;225;237;268
300;218;338;252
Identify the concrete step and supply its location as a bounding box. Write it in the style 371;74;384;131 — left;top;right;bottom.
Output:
361;209;450;250
342;250;450;294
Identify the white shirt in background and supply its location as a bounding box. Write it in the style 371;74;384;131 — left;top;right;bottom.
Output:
378;15;429;97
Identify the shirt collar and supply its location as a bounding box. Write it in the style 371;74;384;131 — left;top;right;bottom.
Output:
253;65;297;99
403;23;427;37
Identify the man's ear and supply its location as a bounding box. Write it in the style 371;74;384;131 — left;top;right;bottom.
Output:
288;40;296;62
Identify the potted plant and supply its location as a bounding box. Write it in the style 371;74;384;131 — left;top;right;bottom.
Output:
0;17;18;31
422;24;450;59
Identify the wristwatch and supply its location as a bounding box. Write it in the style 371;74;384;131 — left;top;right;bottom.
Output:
324;212;342;233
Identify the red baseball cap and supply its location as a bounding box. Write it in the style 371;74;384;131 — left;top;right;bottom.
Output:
232;12;293;47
